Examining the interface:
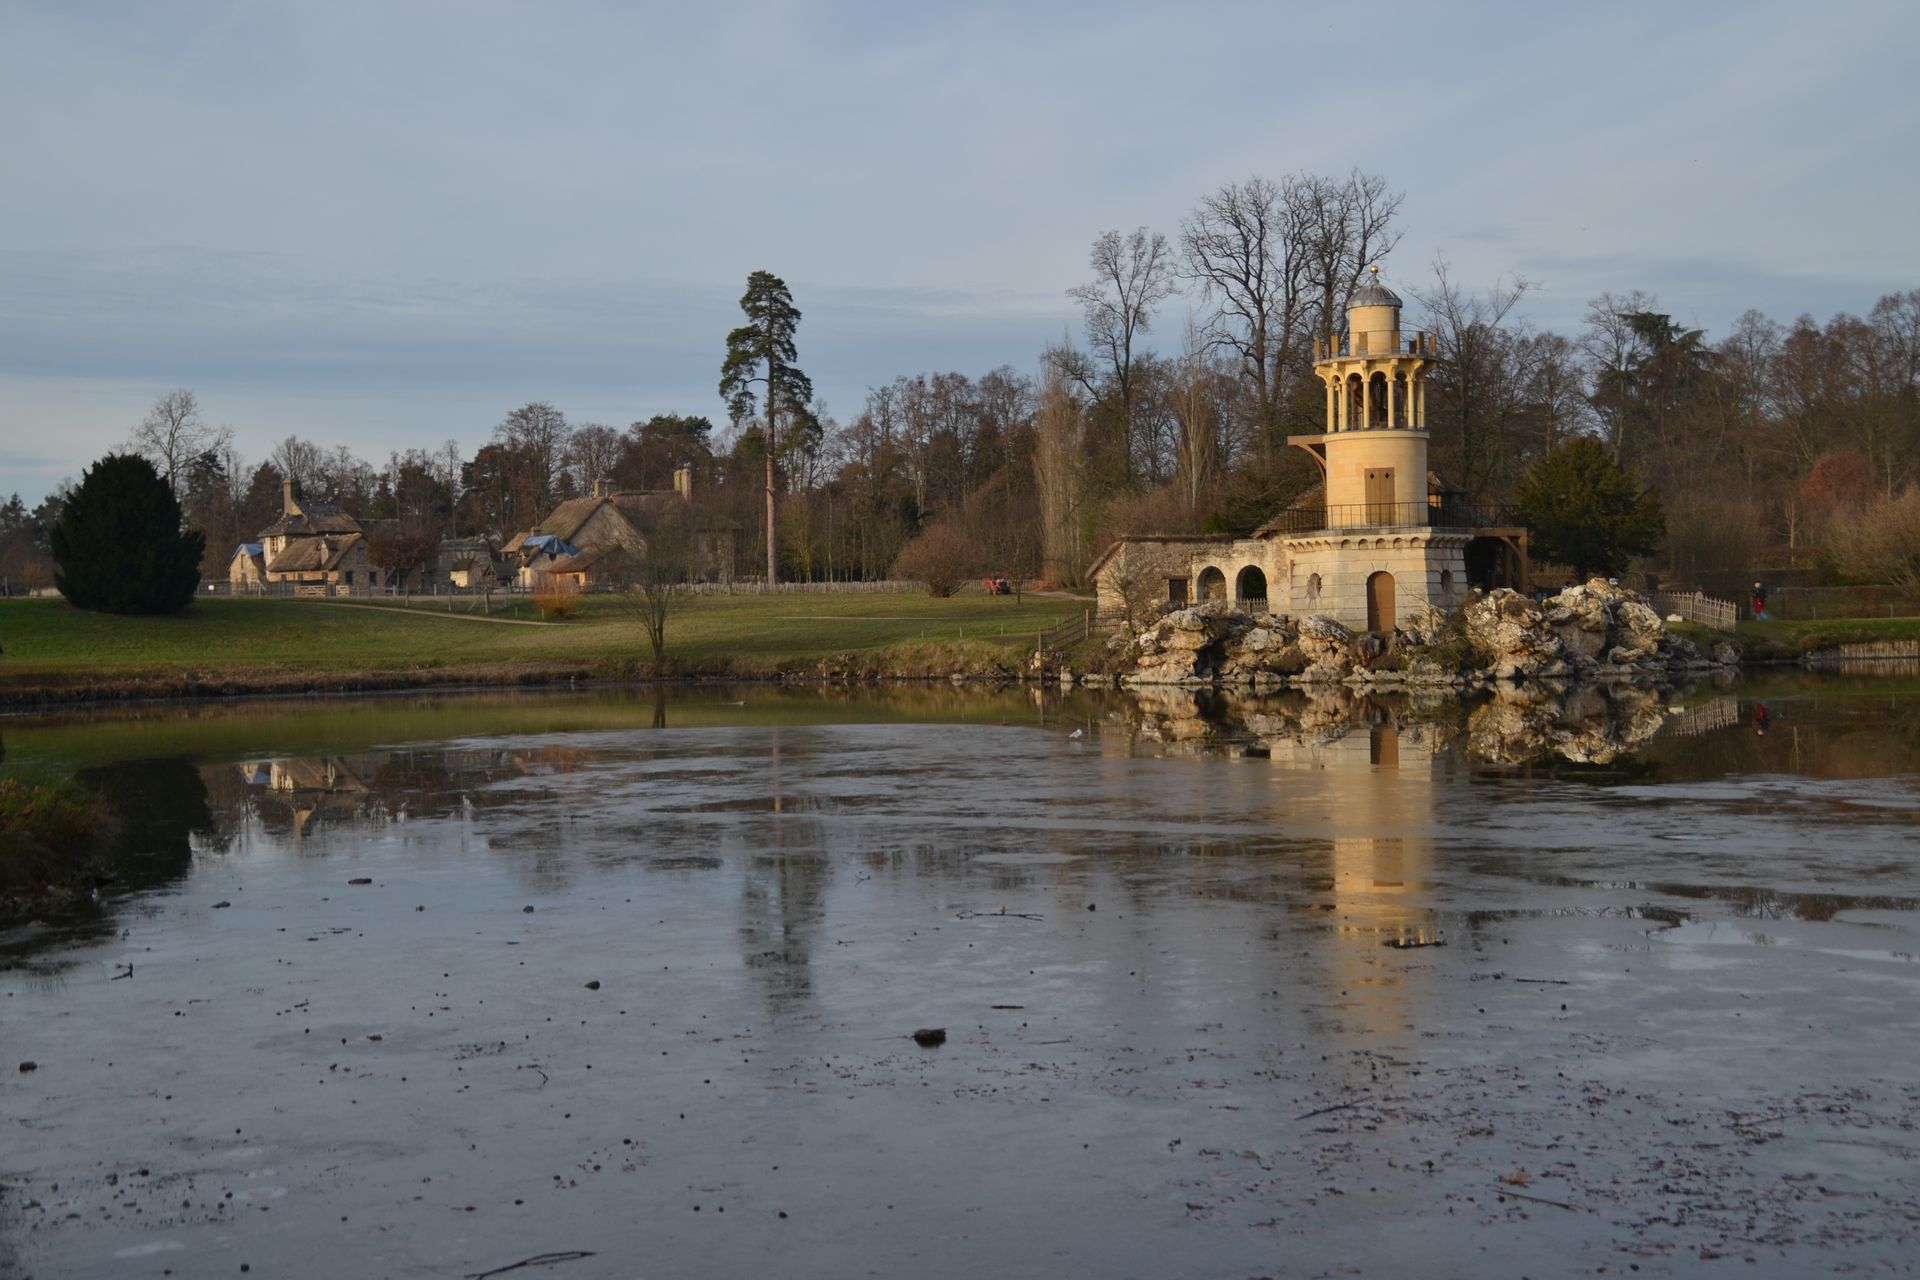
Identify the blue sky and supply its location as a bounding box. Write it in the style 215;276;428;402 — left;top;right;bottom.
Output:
4;0;1918;504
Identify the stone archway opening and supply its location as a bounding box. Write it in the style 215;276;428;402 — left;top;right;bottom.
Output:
1197;566;1226;602
1366;570;1396;632
1235;566;1268;608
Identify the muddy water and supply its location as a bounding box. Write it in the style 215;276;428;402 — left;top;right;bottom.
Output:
2;679;1917;1278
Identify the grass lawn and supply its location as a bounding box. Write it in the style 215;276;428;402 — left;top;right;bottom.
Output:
1722;616;1920;661
0;591;1085;698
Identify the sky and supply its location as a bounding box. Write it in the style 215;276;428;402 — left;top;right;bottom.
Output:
4;0;1918;507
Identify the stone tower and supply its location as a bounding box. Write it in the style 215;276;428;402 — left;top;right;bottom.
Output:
1283;268;1470;631
1309;266;1434;509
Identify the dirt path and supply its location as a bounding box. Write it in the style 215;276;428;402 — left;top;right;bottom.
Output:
316;602;558;626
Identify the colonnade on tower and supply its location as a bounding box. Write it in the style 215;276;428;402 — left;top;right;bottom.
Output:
1311;266;1437;434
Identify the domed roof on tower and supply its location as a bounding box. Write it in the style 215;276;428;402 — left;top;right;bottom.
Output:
1348;265;1401;310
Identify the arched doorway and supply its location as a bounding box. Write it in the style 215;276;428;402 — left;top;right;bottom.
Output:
1197;566;1226;602
1235;566;1267;607
1366;570;1396;632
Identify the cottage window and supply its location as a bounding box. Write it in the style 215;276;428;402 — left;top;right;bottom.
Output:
1168;577;1189;606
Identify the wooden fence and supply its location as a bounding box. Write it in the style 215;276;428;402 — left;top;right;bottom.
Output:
1036;609;1094;652
1654;590;1738;632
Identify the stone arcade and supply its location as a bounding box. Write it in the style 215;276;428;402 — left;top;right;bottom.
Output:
1091;268;1529;631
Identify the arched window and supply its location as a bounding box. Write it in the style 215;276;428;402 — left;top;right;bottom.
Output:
1196;566;1227;602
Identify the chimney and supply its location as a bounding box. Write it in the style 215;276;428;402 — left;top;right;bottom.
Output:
673;465;692;503
282;477;298;515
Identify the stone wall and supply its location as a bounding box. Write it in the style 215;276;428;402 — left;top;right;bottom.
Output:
1281;531;1469;629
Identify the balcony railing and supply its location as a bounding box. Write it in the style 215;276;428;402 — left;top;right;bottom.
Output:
1313;332;1439;361
1265;494;1512;535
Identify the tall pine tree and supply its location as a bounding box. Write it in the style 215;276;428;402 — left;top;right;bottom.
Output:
720;271;813;587
51;453;206;614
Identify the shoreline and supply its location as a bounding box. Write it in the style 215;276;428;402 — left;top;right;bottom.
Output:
5;646;1916;713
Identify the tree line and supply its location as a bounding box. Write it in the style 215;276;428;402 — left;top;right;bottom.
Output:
11;167;1918;596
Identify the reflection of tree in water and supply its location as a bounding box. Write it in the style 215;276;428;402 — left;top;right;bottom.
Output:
75;757;223;895
738;849;832;1010
737;730;833;1011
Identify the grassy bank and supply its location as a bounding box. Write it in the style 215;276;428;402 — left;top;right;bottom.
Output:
1711;616;1920;663
0;593;1084;704
0;777;117;914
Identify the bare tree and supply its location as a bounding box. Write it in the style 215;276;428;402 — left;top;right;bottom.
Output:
494;402;573;512
568;423;623;495
1579;290;1660;465
1180;177;1312;452
1167;323;1228;517
128;389;231;501
1297;170;1404;344
1033;360;1091;584
1415;259;1531;495
1068;228;1177;482
605;509;694;665
271;436;327;494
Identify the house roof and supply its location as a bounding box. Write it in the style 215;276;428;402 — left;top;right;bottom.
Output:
266;532;362;574
232;542;264;560
259;498;361;540
531;497;605;543
524;491;735;547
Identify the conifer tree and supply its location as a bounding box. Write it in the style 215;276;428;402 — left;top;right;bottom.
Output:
1509;438;1664;580
50;453;206;614
720;271;814;587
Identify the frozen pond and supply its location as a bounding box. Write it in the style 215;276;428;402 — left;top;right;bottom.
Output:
2;679;1917;1278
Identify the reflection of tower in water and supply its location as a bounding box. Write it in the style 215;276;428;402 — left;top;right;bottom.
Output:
1325;723;1439;949
1258;716;1443;1040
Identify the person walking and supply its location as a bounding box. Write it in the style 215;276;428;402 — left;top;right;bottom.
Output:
1751;581;1770;621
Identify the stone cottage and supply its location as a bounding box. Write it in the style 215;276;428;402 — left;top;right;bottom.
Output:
235;480;371;596
503;467;736;590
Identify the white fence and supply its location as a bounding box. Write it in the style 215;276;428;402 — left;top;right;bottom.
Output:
1654;590;1738;632
207;578;929;600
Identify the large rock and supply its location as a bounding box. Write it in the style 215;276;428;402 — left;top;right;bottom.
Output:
1463;589;1568;679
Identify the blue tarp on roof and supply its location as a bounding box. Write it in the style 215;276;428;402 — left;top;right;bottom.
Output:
236;542;263;557
522;534;579;559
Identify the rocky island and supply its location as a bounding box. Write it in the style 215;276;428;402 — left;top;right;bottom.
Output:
1095;578;1741;690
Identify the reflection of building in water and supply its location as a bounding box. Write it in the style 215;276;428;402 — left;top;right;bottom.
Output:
236;756;372;840
1263;721;1442;951
220;748;550;841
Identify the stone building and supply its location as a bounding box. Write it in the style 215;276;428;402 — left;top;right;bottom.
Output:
1092;269;1527;630
235;480;371;596
503;467;736;590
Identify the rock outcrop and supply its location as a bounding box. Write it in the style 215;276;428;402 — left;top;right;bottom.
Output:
1110;579;1737;690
